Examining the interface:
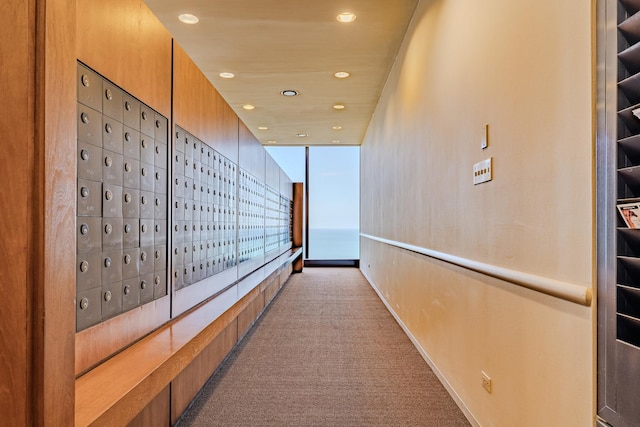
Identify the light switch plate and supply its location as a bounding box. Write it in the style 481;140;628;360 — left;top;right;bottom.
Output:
473;158;492;185
481;124;489;149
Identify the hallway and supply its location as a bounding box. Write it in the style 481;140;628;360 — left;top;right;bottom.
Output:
178;268;470;426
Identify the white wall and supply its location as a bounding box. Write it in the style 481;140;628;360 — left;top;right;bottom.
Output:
360;0;594;425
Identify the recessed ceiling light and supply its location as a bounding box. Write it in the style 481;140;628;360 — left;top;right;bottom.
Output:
334;71;350;78
219;72;235;79
296;133;308;138
267;140;277;144
332;125;343;130
333;104;345;110
332;140;341;144
337;12;356;23
281;90;299;97
243;104;255;110
178;13;199;24
258;126;269;130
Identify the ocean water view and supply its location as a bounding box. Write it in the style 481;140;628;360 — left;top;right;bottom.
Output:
308;229;360;260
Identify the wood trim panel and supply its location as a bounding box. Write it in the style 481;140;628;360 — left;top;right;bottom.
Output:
75;286;260;426
170;320;238;424
238;294;265;338
76;0;172;117
262;276;281;306
75;297;170;376
292;183;304;247
36;0;78;424
127;386;170;427
0;1;36;424
173;42;239;163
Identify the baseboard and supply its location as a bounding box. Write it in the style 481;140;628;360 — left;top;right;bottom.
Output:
360;269;481;427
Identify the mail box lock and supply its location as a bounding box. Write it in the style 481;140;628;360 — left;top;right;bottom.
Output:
104;290;111;302
105;89;113;101
81;112;89;124
79;298;89;310
124;285;131;295
140;280;147;290
124;254;131;264
81;150;89;161
81;75;90;87
81;187;90;198
80;224;89;235
104;257;111;268
80;261;89;273
104;224;112;234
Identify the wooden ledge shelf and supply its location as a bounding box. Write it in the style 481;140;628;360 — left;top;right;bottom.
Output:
75;247;302;427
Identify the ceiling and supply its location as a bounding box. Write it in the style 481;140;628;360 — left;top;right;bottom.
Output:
144;0;418;146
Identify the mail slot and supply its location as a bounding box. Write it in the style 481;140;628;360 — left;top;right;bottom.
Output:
122;279;140;312
102;117;123;154
122;248;140;280
76;287;102;331
77;141;103;182
77;103;102;147
153;270;167;299
139;273;154;304
101;280;123;320
77;179;102;217
139;246;154;276
77;64;102;111
102;217;123;250
102;81;123;122
123;127;140;160
76;251;102;292
77;217;102;254
122;96;141;131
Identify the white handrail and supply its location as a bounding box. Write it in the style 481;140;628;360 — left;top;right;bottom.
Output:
360;233;592;307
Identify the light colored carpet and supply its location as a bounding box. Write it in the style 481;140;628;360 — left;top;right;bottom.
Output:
177;268;470;426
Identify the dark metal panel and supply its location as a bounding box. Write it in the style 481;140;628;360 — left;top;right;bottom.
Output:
139;273;154;304
123;158;140;190
77;141;103;182
102;150;123;186
77;217;102;254
101;280;123;320
102;81;123;122
122;248;140;280
102;217;123;251
76;287;102;331
77;103;102;147
102;117;123;154
76;252;102;292
77;64;102;111
122;188;140;218
123;127;140;160
139;247;155;276
77;179;102;217
122;218;140;249
101;250;123;285
102;184;123;218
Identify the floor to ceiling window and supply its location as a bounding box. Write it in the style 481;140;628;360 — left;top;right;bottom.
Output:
266;146;360;262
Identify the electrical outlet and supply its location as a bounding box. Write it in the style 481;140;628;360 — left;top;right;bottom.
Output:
473;157;492;185
481;371;492;394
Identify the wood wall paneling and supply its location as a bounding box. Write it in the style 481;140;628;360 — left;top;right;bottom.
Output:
75;297;171;375
127;386;170;427
170;320;238;424
173;42;239;163
76;0;172;117
74;0;173;375
238;294;265;339
265;153;280;190
238;119;266;180
262;275;281;306
292;183;304;247
37;0;78;424
280;169;293;199
0;0;35;424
